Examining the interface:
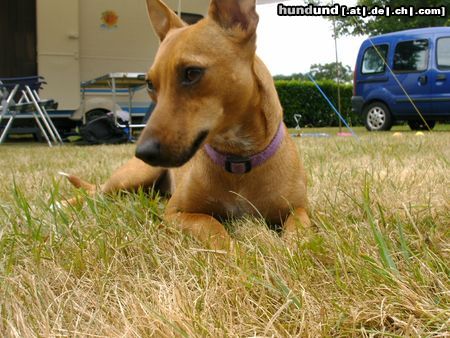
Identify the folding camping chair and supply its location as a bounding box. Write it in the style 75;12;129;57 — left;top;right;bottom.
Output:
0;76;63;146
294;114;302;131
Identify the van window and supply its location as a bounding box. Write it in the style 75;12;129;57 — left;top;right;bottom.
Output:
393;39;429;72
361;45;388;74
437;37;450;70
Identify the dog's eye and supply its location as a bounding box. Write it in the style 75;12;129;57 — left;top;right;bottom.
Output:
182;67;204;85
146;80;155;93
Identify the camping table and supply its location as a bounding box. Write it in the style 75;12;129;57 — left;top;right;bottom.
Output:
80;72;147;133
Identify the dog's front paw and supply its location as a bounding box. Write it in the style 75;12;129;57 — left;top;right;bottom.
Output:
281;224;317;252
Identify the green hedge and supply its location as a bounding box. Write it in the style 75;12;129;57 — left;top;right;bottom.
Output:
274;80;363;128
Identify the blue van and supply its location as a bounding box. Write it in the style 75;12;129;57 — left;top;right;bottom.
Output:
352;27;450;131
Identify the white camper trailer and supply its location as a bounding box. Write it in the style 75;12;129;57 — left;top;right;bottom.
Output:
1;0;209;134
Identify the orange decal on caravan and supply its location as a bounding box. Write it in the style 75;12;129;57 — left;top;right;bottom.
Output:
101;10;119;29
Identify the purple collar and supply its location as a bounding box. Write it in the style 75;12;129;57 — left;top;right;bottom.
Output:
204;123;285;174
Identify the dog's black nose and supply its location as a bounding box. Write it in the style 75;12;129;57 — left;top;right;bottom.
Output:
135;138;161;164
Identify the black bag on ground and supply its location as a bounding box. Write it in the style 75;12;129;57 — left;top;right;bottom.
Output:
79;115;129;145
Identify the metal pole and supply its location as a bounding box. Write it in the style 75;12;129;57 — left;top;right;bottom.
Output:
112;76;117;125
332;0;342;133
81;86;86;125
128;87;133;136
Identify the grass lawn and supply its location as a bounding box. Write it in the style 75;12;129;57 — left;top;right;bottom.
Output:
0;128;448;336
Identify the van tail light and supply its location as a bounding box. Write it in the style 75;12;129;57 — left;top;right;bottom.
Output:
353;63;357;96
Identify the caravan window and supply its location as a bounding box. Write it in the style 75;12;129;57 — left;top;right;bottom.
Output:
393;39;429;72
361;44;388;74
437;37;450;70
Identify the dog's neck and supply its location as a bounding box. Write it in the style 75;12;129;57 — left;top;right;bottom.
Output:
209;56;283;157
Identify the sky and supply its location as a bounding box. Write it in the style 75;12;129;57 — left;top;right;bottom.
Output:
255;0;367;75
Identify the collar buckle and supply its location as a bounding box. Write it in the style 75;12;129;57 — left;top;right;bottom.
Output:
225;156;252;174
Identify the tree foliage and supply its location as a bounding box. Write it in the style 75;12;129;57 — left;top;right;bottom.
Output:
273;62;352;82
309;62;352;82
273;72;308;81
328;0;449;36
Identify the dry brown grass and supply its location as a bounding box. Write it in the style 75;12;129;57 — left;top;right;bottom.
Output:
0;128;449;337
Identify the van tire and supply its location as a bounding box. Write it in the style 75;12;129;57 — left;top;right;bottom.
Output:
364;102;392;131
408;120;435;131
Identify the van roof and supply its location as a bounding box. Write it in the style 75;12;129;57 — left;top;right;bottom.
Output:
366;26;450;43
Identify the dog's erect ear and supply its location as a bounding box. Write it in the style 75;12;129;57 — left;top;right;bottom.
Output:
146;0;186;41
209;0;259;40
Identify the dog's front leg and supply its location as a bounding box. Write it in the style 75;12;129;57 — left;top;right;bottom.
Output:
62;157;167;206
101;157;167;193
282;207;311;241
165;212;231;250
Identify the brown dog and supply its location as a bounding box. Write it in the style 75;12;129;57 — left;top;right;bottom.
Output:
65;0;310;250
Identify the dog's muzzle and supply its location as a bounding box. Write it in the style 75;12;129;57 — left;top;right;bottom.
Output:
135;131;209;167
135;137;161;165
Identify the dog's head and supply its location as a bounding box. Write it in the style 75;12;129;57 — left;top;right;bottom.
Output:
135;0;260;167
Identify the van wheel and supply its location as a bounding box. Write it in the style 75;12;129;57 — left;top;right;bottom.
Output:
364;102;392;131
408;120;435;131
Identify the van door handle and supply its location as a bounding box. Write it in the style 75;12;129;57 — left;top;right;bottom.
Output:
436;73;447;81
418;75;428;85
